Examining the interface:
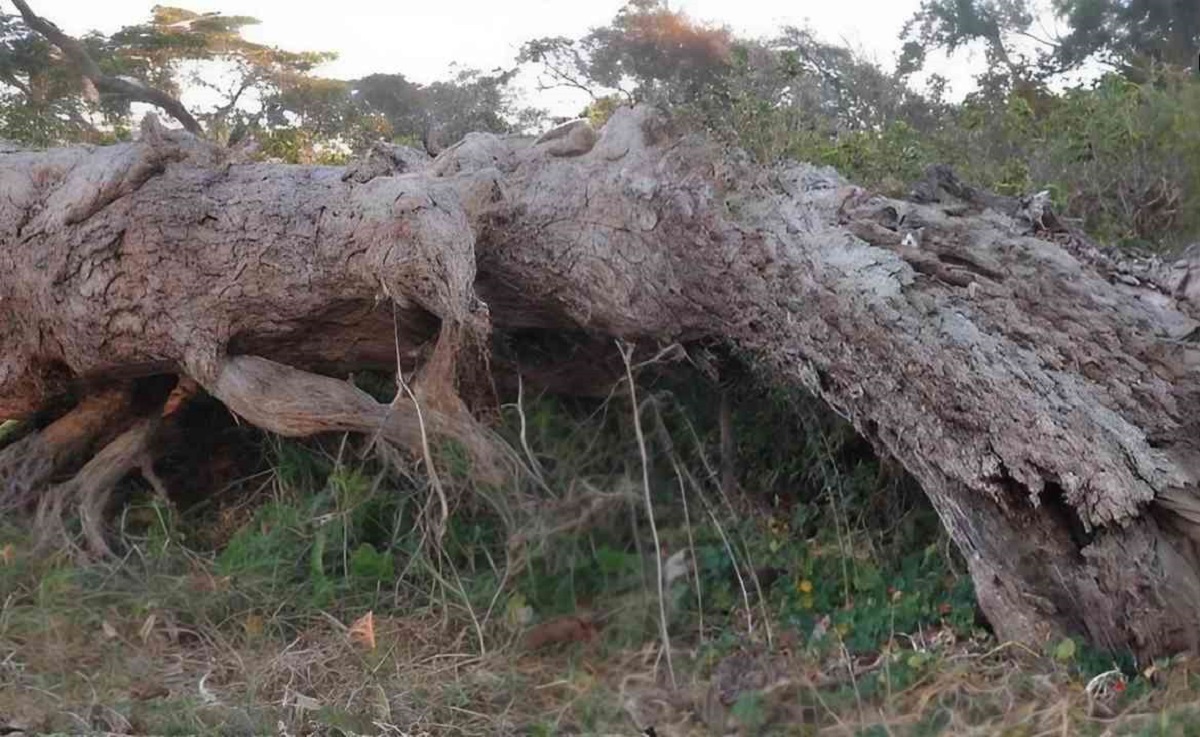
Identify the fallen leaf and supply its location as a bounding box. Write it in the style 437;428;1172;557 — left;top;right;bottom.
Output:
522;615;598;651
130;682;169;701
349;611;376;650
505;593;533;628
187;570;230;593
243;613;264;637
101;620;119;640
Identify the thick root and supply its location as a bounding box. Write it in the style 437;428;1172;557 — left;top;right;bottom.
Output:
34;418;160;557
23;377;198;556
204;354;515;484
0;434;54;514
0;386;134;512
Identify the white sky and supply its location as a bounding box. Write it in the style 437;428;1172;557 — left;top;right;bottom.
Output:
43;0;982;116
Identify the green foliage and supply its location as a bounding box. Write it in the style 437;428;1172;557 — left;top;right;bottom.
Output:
210;442;412;612
256;126;351;165
487;371;974;659
1056;0;1200;72
753;67;1200;249
903;0;1200;81
349;542;394;583
1053;637;1078;663
521;1;1200;251
7;375;1193;735
0;5;540;158
216;499;307;581
939;69;1200;247
730;689;769;730
351;67;534;152
797;121;937;197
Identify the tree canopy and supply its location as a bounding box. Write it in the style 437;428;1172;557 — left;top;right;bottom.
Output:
0;3;533;161
902;0;1200;82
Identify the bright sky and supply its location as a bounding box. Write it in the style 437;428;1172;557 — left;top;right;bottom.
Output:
45;0;978;116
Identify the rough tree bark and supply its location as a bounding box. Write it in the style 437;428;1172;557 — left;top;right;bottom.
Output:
1;107;1198;657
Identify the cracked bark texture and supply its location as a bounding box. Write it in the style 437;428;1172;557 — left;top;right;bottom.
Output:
2;107;1199;656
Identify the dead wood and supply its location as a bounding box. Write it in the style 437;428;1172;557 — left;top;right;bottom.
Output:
34;417;161;557
0;385;134;513
1;105;1199;656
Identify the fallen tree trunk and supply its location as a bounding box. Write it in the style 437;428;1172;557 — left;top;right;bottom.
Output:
2;108;1198;657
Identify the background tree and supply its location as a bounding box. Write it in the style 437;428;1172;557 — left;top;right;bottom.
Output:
518;0;734;108
902;0;1200;83
0;3;538;163
518;0;942;162
0;11;107;145
1056;0;1200;72
351;68;531;153
0;2;339;148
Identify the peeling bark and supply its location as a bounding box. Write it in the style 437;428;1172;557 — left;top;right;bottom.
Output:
1;107;1199;656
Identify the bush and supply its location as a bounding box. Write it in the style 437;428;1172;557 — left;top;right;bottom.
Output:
709;59;1200;251
941;69;1200;249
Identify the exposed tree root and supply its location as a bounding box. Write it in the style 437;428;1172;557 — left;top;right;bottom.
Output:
203;354;515;486
34;418;161;557
0;386;134;513
10;376;209;555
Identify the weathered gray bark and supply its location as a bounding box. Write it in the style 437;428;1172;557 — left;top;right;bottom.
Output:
2;107;1199;656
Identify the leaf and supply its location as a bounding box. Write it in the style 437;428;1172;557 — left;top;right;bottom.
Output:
1054;638;1077;662
101;620;119;640
129;682;170;701
0;543;13;566
243;613;264;637
350;543;394;582
505;593;533;627
349;611;376;650
522;616;597;650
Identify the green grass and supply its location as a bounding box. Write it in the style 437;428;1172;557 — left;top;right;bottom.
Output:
2;370;1197;735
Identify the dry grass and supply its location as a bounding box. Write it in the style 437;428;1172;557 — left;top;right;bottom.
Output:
3;380;1199;736
2;541;1199;737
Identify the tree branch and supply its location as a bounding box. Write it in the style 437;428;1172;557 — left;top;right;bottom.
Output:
1012;29;1060;49
208;74;256;126
9;0;204;135
0;69;31;96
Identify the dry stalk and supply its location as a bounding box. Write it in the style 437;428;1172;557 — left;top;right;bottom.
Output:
618;340;675;690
